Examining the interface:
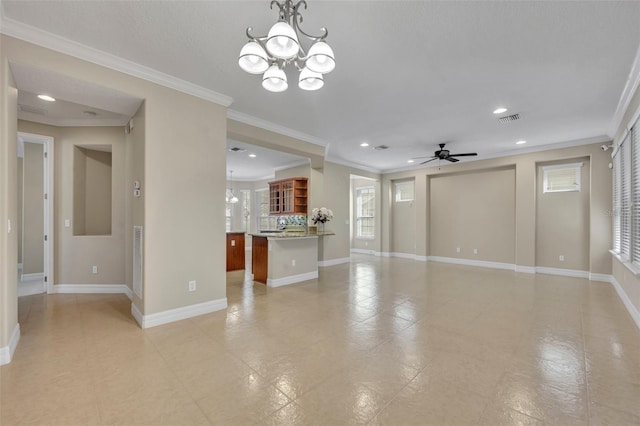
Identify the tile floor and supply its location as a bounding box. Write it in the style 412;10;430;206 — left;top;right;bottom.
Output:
2;255;640;425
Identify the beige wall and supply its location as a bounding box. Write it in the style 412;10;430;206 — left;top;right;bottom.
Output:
125;102;145;310
18;120;126;285
1;53;19;351
22;142;44;274
383;142;612;274
2;36;228;325
536;158;590;270
274;163;310;181
17;157;22;265
268;238;318;281
430;168;516;263
320;162;381;262
80;148;112;235
392;178;417;255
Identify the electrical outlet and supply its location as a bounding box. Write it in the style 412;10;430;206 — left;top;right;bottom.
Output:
456;247;461;253
65;219;70;228
559;255;565;261
188;280;197;292
473;249;478;255
92;265;98;274
231;240;236;246
292;259;296;267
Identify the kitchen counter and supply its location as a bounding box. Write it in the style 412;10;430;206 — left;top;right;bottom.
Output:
251;231;335;239
251;234;321;287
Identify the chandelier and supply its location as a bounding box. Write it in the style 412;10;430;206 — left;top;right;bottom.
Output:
226;170;239;204
238;0;335;92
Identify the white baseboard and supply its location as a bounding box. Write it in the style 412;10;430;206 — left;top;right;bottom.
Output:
18;280;46;297
52;284;133;300
610;276;640;330
0;323;21;366
589;273;613;283
428;256;515;271
515;265;536;274
132;298;228;329
267;271;318;287
20;272;44;281
350;248;377;256
318;257;350;267
535;267;589;279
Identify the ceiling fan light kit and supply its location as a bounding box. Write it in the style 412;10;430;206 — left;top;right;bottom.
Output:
239;0;335;92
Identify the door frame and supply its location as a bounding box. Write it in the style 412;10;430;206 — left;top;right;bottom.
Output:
17;132;54;294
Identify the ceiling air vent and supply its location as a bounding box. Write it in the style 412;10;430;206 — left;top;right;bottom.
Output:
18;104;47;115
498;113;520;123
373;145;389;150
228;147;246;152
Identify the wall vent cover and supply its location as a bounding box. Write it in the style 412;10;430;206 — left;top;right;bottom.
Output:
373;145;389;150
498;113;521;123
133;226;143;299
228;147;246;152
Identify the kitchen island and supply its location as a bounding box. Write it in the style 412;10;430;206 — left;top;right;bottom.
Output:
251;233;329;287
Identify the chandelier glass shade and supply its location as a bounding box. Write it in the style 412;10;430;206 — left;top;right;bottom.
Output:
238;0;335;92
226;170;239;204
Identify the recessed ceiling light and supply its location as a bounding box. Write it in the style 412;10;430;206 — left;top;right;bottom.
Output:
248;153;257;158
407;159;415;163
37;94;56;102
516;140;527;145
493;107;507;114
360;142;369;147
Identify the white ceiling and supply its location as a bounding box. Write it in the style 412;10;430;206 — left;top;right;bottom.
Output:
226;139;308;181
3;1;640;176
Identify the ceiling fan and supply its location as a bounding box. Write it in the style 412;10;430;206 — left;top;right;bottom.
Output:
413;143;478;165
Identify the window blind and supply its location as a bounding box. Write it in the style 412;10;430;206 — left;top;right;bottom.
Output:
632;124;640;265
621;137;631;257
542;163;582;193
613;148;621;253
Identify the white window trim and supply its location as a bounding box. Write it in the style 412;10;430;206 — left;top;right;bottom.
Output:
356;186;375;239
542;162;583;193
395;181;414;203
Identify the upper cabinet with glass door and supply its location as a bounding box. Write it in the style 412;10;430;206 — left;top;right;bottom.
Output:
269;177;308;215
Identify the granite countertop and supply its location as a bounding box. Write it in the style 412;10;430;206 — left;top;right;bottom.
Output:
251;231;335;238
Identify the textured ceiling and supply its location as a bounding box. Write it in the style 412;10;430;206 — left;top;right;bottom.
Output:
3;1;640;175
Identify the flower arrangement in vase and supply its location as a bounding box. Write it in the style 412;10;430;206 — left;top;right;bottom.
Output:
311;207;334;233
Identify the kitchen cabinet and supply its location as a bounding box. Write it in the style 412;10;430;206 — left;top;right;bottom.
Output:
269;177;308;215
226;232;245;271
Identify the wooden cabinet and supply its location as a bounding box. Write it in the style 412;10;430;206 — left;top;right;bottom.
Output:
226;232;245;271
269;177;308;215
252;236;268;284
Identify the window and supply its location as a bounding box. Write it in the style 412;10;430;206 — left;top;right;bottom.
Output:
395;180;414;202
256;189;277;230
542;163;582;193
613;114;640;269
241;190;251;232
225;202;232;232
356;187;375;238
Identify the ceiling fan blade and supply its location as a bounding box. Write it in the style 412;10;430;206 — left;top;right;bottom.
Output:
446;157;460;162
420;158;438;165
448;153;477;157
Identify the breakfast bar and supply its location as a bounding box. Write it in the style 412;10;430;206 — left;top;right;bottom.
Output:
251;233;320;287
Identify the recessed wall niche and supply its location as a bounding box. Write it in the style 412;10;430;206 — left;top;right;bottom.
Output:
73;145;112;236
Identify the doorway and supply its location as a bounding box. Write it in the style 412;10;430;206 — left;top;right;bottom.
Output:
17;132;54;296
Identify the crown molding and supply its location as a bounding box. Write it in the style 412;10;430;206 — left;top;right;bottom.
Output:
18;114;127;128
608;42;640;139
381;135;611;175
227;109;327;147
324;155;382;175
0;16;233;107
